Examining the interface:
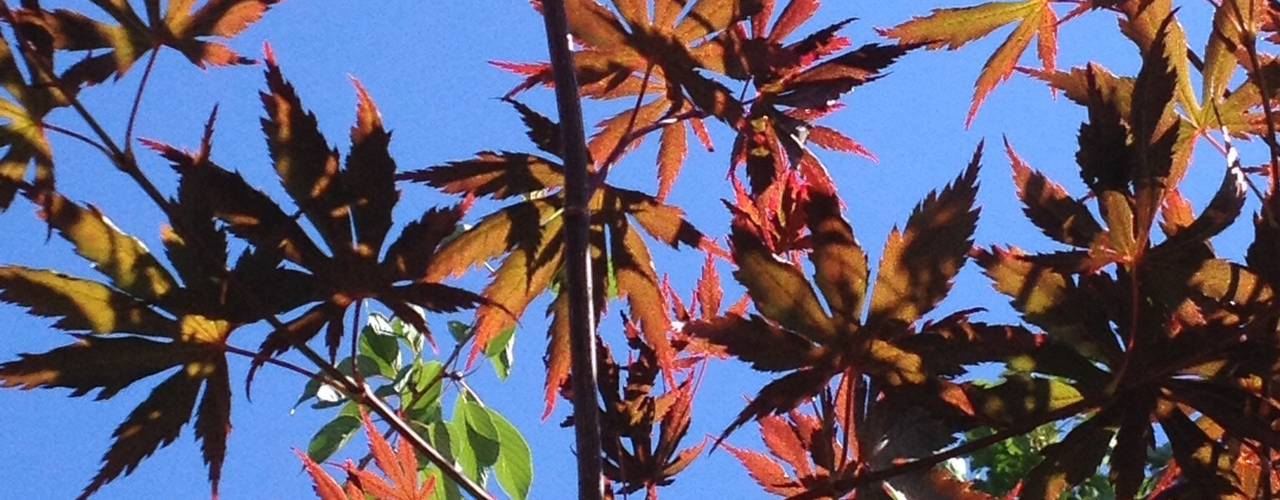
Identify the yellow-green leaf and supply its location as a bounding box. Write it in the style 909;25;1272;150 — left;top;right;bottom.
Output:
39;193;177;302
0;266;177;337
0;336;197;398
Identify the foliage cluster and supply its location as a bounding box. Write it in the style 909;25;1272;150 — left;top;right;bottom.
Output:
5;0;1280;499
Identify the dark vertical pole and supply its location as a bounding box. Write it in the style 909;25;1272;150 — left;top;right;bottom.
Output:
538;2;605;499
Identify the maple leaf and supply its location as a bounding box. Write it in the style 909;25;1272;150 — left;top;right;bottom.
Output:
973;57;1279;496
589;318;707;497
10;0;279;85
0;29;60;209
723;373;993;499
0;190;261;498
143;50;484;370
297;410;436;500
496;0;754;185
689;143;983;440
399;104;706;417
881;0;1060;126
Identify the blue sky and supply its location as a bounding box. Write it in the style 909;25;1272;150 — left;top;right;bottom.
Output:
0;1;1243;499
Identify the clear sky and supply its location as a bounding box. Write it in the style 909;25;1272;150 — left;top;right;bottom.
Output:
0;1;1238;499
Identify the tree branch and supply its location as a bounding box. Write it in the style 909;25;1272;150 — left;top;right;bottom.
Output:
538;2;605;499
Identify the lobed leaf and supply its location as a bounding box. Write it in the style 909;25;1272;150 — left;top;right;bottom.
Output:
0;266;176;337
729;210;835;342
867;143;981;332
610;217;677;370
806;184;869;323
345;79;399;257
1005;138;1103;248
38;193;177;302
722;441;804;496
260;48;350;254
0;336;200;399
687;315;822;372
1021;409;1117;499
400;152;564;200
80;369;202;499
193;358;232;497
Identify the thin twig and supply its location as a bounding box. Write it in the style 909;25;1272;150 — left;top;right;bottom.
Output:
351;300;365;388
539;1;605;498
3;18;171;214
124;49;160;154
225;344;322;381
292;343;495;500
42;122;112;158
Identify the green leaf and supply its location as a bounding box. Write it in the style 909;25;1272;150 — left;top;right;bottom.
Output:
359;323;401;379
393;316;426;355
448;320;473;343
485;326;516;380
459;398;501;468
486;407;533;500
39;193;178;302
426;422;463;500
404;361;446;423
447;404;482;483
306;404;362;462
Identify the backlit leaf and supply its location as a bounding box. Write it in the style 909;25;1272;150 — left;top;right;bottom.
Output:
488;407;534;500
1005;138;1103;248
80;368;202;500
730;210;835;342
687;315;822;372
0;267;176;337
38;193;177;302
12;0;276;81
1021;408;1116;500
867;143;981;331
261;48;349;254
0;336;201;399
880;0;1054;125
722;441;803;496
345;79;398;257
399;152;564;200
806;184;868;323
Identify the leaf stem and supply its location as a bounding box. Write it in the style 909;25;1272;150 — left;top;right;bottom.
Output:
538;1;606;498
3;15;171;214
124;49;160;154
42;122;112;158
224;344;322;381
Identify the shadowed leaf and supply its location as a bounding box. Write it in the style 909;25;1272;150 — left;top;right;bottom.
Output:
867;142;981;331
80;368;202;500
0;266;176;337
